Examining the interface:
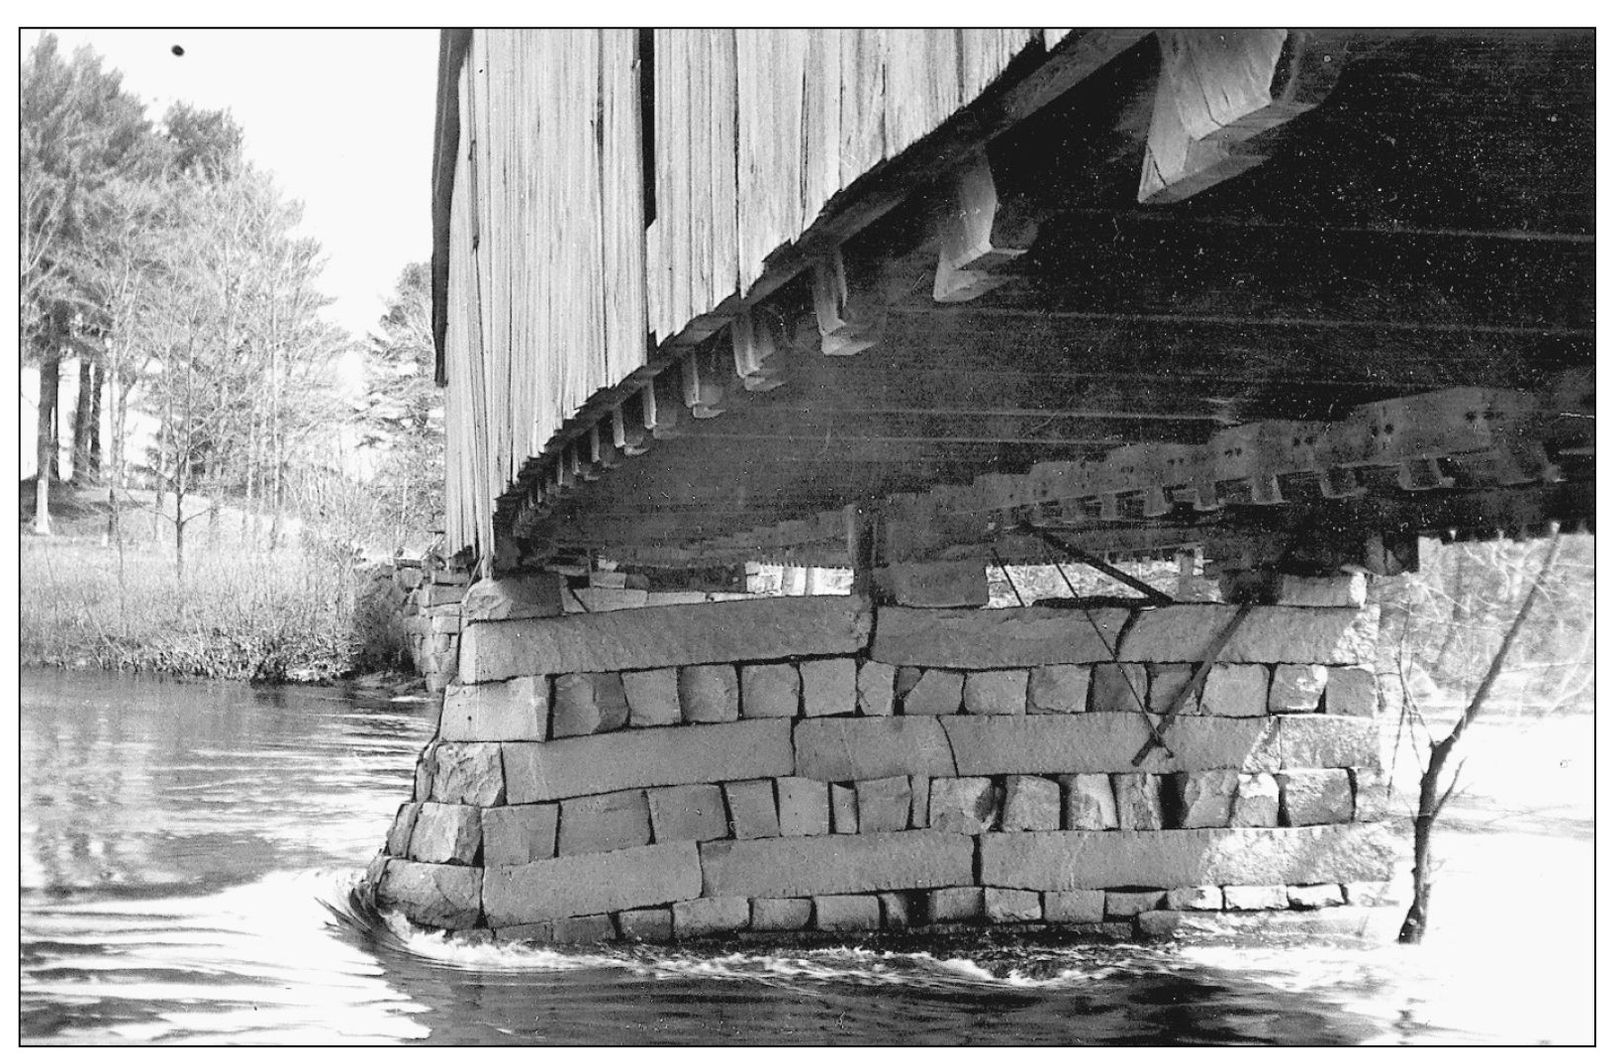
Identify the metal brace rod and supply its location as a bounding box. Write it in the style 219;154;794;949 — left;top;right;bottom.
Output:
1017;522;1177;606
1044;546;1172;759
1131;603;1256;766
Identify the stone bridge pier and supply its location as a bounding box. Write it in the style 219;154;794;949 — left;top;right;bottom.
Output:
361;569;1395;944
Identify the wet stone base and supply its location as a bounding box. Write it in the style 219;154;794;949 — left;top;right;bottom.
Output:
363;582;1396;945
381;884;1397;949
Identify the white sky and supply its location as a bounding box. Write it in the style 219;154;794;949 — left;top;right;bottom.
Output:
36;27;440;339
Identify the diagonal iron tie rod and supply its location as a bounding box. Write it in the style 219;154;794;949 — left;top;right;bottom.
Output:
1040;544;1172;758
1131;603;1256;767
1016;523;1176;606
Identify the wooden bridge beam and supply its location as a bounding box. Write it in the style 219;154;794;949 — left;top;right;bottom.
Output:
1138;29;1353;204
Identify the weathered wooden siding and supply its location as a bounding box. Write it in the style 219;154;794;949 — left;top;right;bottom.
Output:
444;29;649;556
652;28;1044;339
443;29;1047;557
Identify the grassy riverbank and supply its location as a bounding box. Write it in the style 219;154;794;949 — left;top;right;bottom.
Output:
20;530;382;684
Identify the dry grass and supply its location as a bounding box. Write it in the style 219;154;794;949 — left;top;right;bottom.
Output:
21;534;363;682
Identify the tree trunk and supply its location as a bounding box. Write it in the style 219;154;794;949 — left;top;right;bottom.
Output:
1397;535;1563;945
72;356;96;481
87;362;103;480
174;487;187;581
33;342;61;534
1398;769;1440;943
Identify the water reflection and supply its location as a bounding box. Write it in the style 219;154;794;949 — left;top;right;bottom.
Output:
19;669;1594;1045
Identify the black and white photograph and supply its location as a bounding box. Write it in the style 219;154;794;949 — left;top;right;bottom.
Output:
17;16;1597;1046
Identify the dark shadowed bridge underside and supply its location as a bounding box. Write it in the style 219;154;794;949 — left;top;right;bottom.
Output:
453;30;1592;572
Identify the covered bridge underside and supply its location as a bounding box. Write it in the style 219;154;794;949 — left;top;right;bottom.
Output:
432;29;1594;578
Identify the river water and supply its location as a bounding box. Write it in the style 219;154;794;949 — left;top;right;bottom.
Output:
19;668;1594;1045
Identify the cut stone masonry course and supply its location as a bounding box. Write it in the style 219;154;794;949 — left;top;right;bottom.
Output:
438;677;549;741
793;716;956;782
381;593;1395;942
460;595;872;682
1001;775;1061;831
1148;664;1198;713
376;859;483;930
1224;884;1289;911
1274;716;1380;769
857;776;913;833
1199;664;1269;717
552;672;629;737
617;907;675;941
1116;604;1377;666
724;780;781;839
622;668;682;727
800;658;858;716
1231;772;1282;827
752;897;813;930
1287;882;1346;909
1172;770;1240;829
673;896;751;938
929;777;999;834
483;841;702;927
814;894;882;931
1027;665;1090;714
503;719;793;802
963;669;1028;715
1060;774;1118;830
679;664;740;723
856;661;897;715
557;789;651;855
1043;888;1105;924
1325;667;1379;718
830;783;859;833
460;572;565;622
430;742;505;806
986;887;1043;923
871;605;1132;668
979;824;1395;891
1277;768;1355;826
385;803;420;856
647;783;729;844
740;663;799;718
925;886;984;923
1350;766;1389;822
1269;664;1328;714
408;802;482;865
898;668;964;715
1274;572;1367;608
482;803;560;864
873;560;991;609
699;831;974;898
1166;885;1224;911
775;777;831;837
940;714;1279;777
1090;663;1149;713
1113;773;1164;830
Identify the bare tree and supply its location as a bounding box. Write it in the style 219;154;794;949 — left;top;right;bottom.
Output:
1396;534;1565;944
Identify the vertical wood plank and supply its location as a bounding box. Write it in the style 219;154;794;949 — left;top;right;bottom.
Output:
709;28;740;310
667;30;690;341
687;29;712;332
737;30;807;292
882;29;961;162
959;29;1038;104
801;30;842;230
838;28;886;187
601;29;648;382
